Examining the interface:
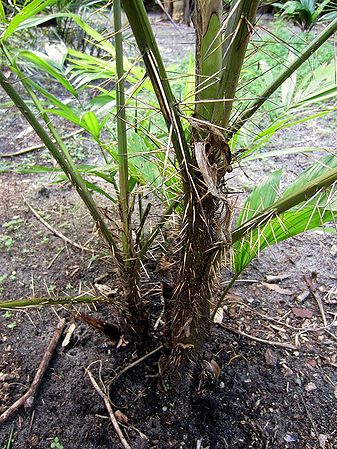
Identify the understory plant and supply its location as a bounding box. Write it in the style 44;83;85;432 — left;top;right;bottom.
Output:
0;0;336;392
273;0;337;30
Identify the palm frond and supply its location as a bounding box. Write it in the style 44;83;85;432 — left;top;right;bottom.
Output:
233;154;337;273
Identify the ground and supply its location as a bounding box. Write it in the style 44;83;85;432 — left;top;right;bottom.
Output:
0;12;337;449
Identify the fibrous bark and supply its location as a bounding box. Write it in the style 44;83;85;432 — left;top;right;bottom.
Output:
165;0;233;392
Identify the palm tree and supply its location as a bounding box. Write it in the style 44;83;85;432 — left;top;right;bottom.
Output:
0;0;336;393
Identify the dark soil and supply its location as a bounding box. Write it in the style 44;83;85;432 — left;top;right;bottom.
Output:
1;14;336;449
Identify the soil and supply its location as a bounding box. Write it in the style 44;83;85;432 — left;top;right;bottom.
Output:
0;13;336;449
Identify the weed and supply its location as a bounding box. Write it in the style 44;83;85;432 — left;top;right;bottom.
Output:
2;296;16;328
0;235;13;251
50;437;64;449
3;217;23;231
0;274;8;284
48;284;57;293
41;236;50;244
22;247;35;255
4;425;14;449
0;274;7;294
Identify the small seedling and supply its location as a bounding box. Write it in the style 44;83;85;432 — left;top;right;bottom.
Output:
48;284;57;293
0;274;8;284
5;425;14;449
0;235;13;250
3;304;16;328
3;217;23;231
50;437;64;449
22;248;35;255
41;236;50;244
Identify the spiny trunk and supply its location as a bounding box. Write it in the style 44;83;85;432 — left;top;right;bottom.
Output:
121;264;149;345
167;190;228;391
166;0;232;392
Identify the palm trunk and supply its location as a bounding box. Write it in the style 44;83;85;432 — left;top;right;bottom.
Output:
166;0;229;391
122;0;258;391
167;0;260;391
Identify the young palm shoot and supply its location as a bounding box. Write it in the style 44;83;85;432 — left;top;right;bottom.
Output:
113;0;148;341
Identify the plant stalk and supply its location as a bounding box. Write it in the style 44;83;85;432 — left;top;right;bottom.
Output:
193;0;223;122
212;0;260;128
210;271;241;321
121;0;192;186
0;296;112;309
114;0;133;264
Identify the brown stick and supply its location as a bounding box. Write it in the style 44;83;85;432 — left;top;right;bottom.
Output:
0;319;66;424
109;345;163;385
86;370;132;449
0;129;83;158
304;273;327;327
220;323;297;350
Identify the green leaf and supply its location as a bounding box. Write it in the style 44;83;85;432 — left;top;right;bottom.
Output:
81;111;101;139
85;181;116;203
2;0;57;41
281;154;337;199
281;51;297;108
236;170;283;227
0;1;5;21
16;50;77;96
243;147;326;162
233;154;337;273
45;107;82;127
233;206;335;273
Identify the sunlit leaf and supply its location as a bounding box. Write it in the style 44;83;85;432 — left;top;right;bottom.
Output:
233;154;337;273
2;0;57;41
16;50;77;96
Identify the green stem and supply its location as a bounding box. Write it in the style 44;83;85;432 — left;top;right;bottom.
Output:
193;0;223;122
229;16;337;137
121;0;191;185
0;296;111;309
212;0;260;127
114;0;132;264
135;202;152;249
138;200;178;259
2;43;74;164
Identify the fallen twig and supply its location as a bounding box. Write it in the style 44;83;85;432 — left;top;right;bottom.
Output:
86;369;131;449
25;200;94;253
304;273;327;327
0;129;83;158
220;323;297;350
0;319;66;424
